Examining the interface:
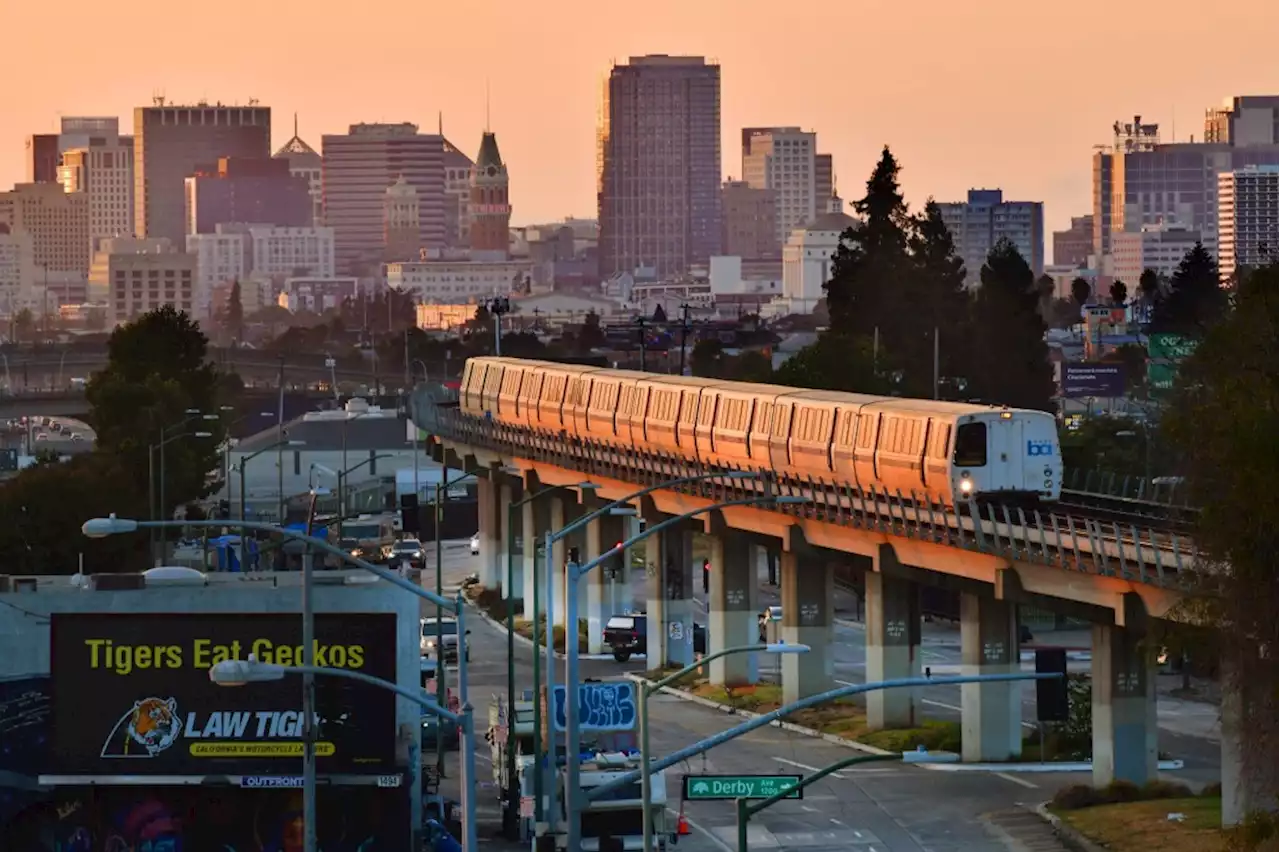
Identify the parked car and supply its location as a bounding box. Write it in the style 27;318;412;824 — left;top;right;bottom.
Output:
421;616;470;664
604;613;706;662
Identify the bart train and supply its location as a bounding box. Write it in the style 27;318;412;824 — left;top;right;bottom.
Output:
459;356;1063;506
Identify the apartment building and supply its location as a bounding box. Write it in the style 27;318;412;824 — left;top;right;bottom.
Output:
0;183;91;276
938;189;1045;284
89;237;196;323
1217;164;1279;283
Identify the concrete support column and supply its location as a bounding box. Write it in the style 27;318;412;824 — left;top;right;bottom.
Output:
865;572;921;729
780;552;834;704
959;594;1022;762
708;534;759;686
646;524;693;668
547;495;567;627
1221;652;1279;825
584;512;626;654
498;481;515;596
1091;623;1157;786
643;532;665;667
475;475;501;588
520;497;549;621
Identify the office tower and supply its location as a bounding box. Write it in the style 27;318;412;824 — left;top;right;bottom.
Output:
1052;215;1093;267
321;123;445;276
1204;96;1279;147
184;157;312;234
443;137;474;248
742;127;830;248
1109;224;1204;285
0;225;37;313
720;180;777;260
249;226;335;279
384;176;421;262
59;138;135;253
274;116;324;226
133;101;272;242
469;131;511;259
598;55;722;277
25;135;60;183
0;183;91;276
1218;165;1279;283
89;237;195;323
185;227;250;318
938;189;1044;285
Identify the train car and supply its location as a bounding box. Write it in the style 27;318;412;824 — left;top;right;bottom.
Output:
581;369;650;446
701;383;802;471
616;379;651;446
496;358;548;424
634;375;720;456
532;363;600;433
782;391;884;488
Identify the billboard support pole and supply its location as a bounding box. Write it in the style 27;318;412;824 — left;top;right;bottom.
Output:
301;548;318;852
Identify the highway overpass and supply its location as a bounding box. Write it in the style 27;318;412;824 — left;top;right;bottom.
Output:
407;383;1207;796
0;388;382;422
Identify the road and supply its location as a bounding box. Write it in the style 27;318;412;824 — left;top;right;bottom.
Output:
426;543;1221;850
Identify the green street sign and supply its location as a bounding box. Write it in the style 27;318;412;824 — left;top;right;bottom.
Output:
682;774;803;801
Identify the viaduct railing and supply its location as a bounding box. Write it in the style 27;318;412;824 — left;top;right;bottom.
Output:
414;400;1201;593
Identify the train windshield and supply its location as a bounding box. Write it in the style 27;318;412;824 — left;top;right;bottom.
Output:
953;422;988;467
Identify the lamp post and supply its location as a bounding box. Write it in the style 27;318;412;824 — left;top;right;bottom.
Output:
148;428;215;565
562;493;804;852
152;409;219;558
337;453;394;516
639;643;809;851
236;439;306;565
338;410;371;517
535;470;759;842
82;515;479;852
504;481;597;835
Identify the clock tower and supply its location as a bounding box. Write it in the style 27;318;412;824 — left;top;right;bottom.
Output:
468;131;511;259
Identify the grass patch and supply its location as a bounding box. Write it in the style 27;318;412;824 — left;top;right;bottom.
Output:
1057;797;1223;851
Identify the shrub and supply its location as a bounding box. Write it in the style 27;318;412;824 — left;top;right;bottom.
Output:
1050;784;1098;810
1200;782;1222;798
1096;780;1142;804
1139;780;1194;800
1224;811;1278;852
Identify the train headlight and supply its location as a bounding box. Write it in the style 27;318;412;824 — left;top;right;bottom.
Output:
960;478;973;495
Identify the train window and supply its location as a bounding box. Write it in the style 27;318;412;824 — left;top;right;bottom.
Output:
953;422;987;467
856;414;876;448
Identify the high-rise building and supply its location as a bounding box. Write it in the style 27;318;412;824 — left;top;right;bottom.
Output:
0;183;91;276
184;157;312;234
720;180;777;260
273;116;323;226
133;102;272;243
25;135;60;184
250;226;335;279
88;237;196;323
598;55;722;277
469;132;511;259
1217;165;1279;283
938;189;1044;285
1204;96;1279;147
1109;224;1203;286
58;137;135;253
1052;215;1093;267
0;225;37;313
383;176;421;262
185;228;250;318
742;127;825;249
815;154;833;211
321;123;446;275
443;138;474;249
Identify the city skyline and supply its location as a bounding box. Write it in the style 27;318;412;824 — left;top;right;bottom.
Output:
1;0;1277;237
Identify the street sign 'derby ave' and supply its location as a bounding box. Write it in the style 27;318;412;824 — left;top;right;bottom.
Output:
682;774;803;800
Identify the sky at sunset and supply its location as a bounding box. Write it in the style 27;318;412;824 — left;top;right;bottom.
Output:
2;0;1276;242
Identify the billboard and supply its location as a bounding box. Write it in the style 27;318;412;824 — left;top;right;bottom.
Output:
50;613;397;776
1062;363;1125;397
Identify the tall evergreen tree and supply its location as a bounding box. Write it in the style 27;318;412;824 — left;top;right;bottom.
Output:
1109;279;1128;306
905;200;970;398
1149;243;1226;337
226;279;245;343
1138;268;1161;303
823;147;913;337
1070;276;1092;307
968;240;1054;410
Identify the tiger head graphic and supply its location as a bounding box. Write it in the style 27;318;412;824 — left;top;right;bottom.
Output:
100;697;181;758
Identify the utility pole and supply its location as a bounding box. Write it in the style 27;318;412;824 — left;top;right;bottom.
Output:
637;314;647;371
677;303;691;377
933;326;940;400
486;296;511;356
276;356;285;524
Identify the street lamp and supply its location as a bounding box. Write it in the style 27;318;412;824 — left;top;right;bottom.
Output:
152;409;220;556
505;481;597;834
338;410;371;515
638;643;810;851
562;493;806;851
236;439;306;565
337;453;395;517
536;470;759;840
148;427;215;565
82;514;480;852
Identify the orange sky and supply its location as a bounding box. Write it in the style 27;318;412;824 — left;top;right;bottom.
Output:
1;0;1276;243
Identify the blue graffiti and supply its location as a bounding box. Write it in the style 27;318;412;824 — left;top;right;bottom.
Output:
553;682;637;732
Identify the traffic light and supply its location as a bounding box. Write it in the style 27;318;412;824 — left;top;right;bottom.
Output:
607;541;625;580
702;559;710;594
1035;648;1069;723
400;493;420;534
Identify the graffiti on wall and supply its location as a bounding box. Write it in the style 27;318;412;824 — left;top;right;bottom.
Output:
1;787;408;852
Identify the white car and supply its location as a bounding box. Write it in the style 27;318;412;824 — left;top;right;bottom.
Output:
469;533;480;556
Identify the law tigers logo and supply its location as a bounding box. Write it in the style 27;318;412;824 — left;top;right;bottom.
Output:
100;697;181;758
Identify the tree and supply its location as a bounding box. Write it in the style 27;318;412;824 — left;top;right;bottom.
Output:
1045;297;1082;330
1161;261;1277;823
772;333;891;394
13;308;34;342
652;304;668;323
1138;268;1161;303
225;280;245;343
1109;279;1128;306
1148;242;1225;338
1058;415;1157;480
730;349;773;383
0;452;148;575
84;307;229;520
967;240;1054;411
824;146;913;337
689;339;724;378
576;311;606;352
1070;277;1092;308
905;200;971;398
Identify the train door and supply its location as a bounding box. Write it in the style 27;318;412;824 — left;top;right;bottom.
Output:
1021;413;1062;499
986;412;1023;493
